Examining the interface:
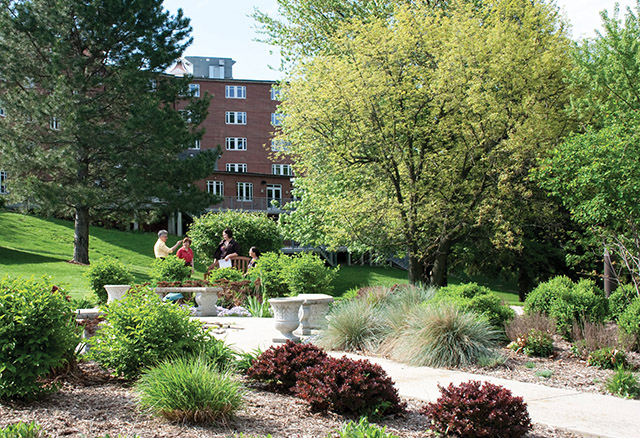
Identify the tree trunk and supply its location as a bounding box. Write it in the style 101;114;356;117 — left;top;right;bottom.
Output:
429;237;452;287
73;205;90;264
408;252;422;285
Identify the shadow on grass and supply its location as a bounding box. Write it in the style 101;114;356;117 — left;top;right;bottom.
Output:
0;246;68;265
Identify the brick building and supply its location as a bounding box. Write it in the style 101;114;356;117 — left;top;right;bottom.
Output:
171;56;293;221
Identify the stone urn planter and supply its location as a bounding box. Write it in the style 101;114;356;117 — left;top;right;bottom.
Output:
296;293;334;336
269;297;306;343
154;286;221;317
103;285;131;303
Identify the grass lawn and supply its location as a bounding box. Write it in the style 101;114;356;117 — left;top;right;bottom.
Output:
0;211;205;299
1;211;522;304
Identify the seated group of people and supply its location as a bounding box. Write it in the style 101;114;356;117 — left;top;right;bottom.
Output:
153;228;259;273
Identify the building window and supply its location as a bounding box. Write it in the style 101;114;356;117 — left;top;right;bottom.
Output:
226;137;247;151
226;163;247;173
225;111;246;125
271;139;291;152
0;104;5;117
271;113;285;126
209;65;224;79
267;184;282;209
225;85;246;99
189;83;200;97
149;79;157;92
191;139;201;150
50;117;60;130
0;170;6;194
207;180;223;196
271;87;281;101
272;164;292;176
237;182;253;201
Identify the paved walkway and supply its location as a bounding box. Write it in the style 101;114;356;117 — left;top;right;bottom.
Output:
200;316;640;438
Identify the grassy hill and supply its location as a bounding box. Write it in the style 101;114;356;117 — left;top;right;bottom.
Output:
0;211;191;299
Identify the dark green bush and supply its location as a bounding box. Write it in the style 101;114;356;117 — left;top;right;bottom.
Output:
253;252;290;298
150;255;191;283
587;347;628;370
609;284;638;321
0;277;79;400
618;297;640;348
189;210;283;265
207;267;244;283
421;380;532;438
525;277;608;338
0;421;48;438
284;252;338;296
84;257;134;304
435;282;514;330
87;286;208;379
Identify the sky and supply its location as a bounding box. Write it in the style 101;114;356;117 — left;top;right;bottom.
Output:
161;0;639;81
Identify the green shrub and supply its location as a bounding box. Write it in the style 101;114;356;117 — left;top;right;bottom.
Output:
283;252;338;296
136;355;244;423
84;257;134;304
198;337;238;371
0;277;79;400
383;302;499;367
506;312;556;343
587;347;628;370
207;267;244;283
618;297;640;348
608;283;638;321
525;276;608;338
254;252;290;298
189;210;283;265
435;282;515;330
508;329;554;357
606;367;640;399
318;298;384;352
150;255;191;283
87;286;208;379
332;417;399;438
0;422;48;438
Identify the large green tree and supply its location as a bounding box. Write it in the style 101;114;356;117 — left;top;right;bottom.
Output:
0;0;217;264
535;1;640;295
275;0;573;285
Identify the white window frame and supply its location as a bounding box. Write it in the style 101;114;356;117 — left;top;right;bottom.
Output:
225;111;246;125
189;83;200;97
271;139;291;152
207;180;223;196
50;117;60;130
209;65;224;79
226;163;247;173
0;170;6;194
191;139;201;150
237;182;253;201
271;113;284;126
0;105;5;117
225;137;247;151
270;87;281;101
272;164;292;176
225;85;246;99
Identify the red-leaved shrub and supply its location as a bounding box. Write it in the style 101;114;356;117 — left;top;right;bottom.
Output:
422;380;532;438
246;341;327;392
293;356;406;416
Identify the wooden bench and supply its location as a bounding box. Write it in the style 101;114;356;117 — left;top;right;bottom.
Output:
204;256;251;280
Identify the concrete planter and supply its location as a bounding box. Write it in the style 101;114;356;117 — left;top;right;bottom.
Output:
103;285;131;303
154;286;221;317
269;297;305;343
296;293;334;336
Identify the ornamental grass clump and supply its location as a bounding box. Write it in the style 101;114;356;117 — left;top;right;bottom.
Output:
136;355;244;424
382;302;499;367
422;380;532;438
317;298;384;352
293;356;406;416
246;341;327;392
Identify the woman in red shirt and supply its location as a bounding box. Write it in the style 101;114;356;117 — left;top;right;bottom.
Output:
176;237;195;274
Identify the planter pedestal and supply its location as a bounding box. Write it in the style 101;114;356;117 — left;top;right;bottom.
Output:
296;294;334;336
104;285;131;303
269;297;305;343
155;287;221;317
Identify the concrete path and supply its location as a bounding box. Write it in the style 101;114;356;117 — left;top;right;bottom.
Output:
200;316;640;438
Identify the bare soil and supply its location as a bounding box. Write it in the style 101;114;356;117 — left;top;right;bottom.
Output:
0;351;602;438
